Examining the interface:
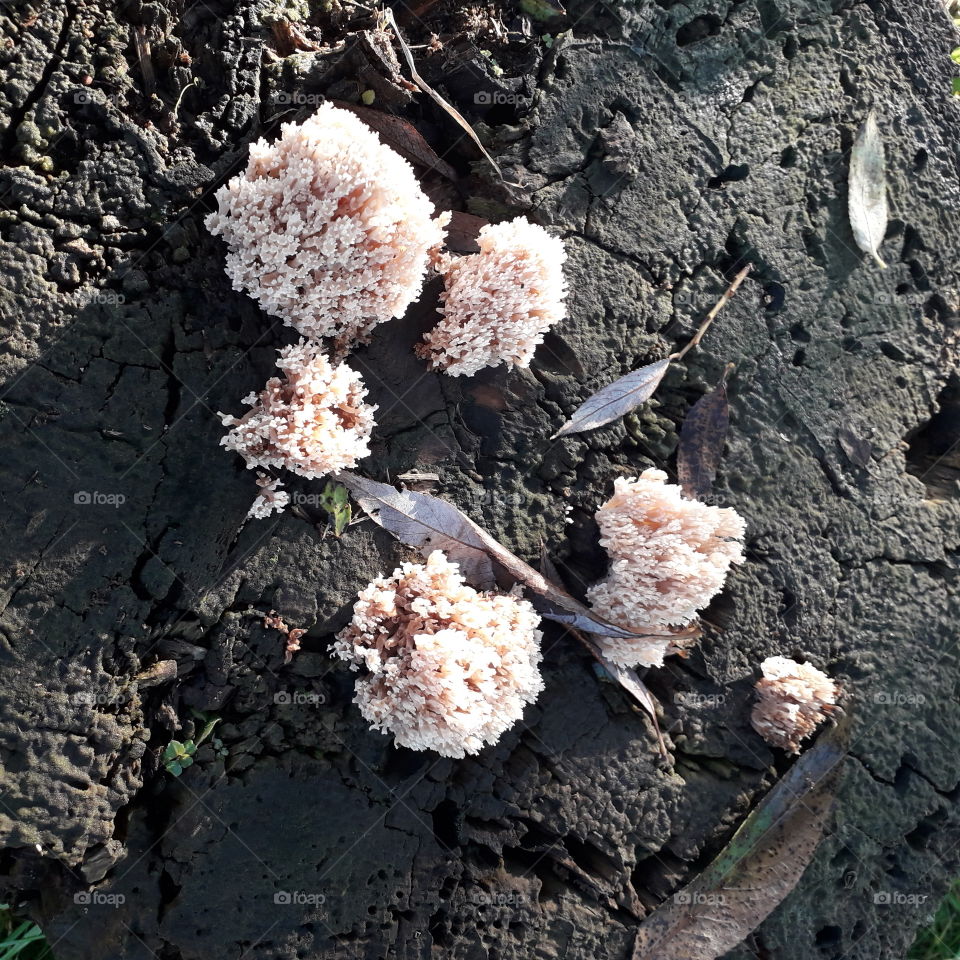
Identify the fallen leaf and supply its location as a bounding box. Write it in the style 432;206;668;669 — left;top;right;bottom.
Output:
848;111;888;269
333;101;458;181
519;0;567;22
552;265;751;440
339;472;649;639
677;365;732;500
837;426;872;468
632;716;850;960
552;358;671;439
444;210;489;253
340;471;496;588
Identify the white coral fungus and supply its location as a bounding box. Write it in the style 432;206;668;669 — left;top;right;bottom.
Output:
248;472;290;520
587;469;746;668
331;550;544;758
417;217;567;376
205;103;449;348
750;657;840;753
751;656;840;753
220;340;375;479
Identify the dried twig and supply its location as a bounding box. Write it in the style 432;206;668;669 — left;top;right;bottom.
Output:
382;8;513;183
671;263;752;362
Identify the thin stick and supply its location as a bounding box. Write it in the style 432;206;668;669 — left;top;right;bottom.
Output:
172;79;198;120
382;8;513;183
671;263;752;362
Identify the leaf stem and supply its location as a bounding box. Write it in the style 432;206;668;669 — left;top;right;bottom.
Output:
671;263;752;362
382;8;514;183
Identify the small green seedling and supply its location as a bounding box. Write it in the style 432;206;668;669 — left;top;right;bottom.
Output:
318;481;352;537
163;716;222;777
162;740;195;776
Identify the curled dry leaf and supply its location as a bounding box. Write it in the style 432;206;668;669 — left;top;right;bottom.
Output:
332;101;458;181
539;542;667;755
444;211;490;253
837;426;873;468
848;110;888;269
677;364;732;500
632;715;850;960
338;472;649;639
552;358;671;439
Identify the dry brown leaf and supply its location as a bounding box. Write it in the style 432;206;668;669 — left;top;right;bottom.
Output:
837;426;873;468
333;101;458;181
632;716;849;960
677;364;732;500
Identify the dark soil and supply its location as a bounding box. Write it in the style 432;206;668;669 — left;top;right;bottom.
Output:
1;1;959;958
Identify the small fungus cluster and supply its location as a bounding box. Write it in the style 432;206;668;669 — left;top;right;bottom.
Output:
418;218;568;376
331;551;543;758
206;102;449;351
751;656;841;753
587;469;746;668
220;339;375;480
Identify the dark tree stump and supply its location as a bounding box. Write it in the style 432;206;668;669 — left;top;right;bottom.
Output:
1;1;958;958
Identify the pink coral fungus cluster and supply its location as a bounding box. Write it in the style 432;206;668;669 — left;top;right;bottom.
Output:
417;217;567;376
212;107;574;517
220;340;375;479
206;102;449;350
247;473;290;520
331;550;544;758
751;656;840;753
588;469;746;668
